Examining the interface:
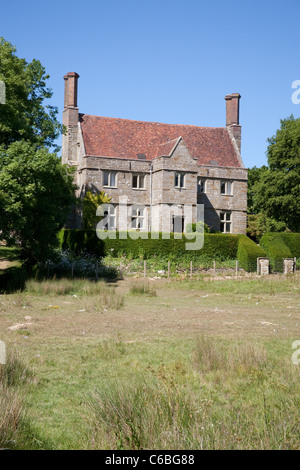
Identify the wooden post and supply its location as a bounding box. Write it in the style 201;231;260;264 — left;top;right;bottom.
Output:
144;260;146;278
95;260;99;282
257;258;260;275
294;257;297;273
168;261;170;278
190;260;193;277
236;260;238;276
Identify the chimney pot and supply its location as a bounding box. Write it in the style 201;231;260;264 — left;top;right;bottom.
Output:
225;93;241;126
64;72;79;108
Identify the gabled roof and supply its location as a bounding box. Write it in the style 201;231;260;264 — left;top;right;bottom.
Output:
79;114;242;168
155;136;183;158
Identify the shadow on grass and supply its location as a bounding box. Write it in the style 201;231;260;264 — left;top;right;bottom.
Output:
0;264;120;294
0;266;27;294
0;246;21;262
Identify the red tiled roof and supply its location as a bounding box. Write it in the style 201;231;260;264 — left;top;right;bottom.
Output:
156;137;182;158
79;114;242;168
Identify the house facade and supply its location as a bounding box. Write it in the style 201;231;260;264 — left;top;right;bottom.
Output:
62;72;247;234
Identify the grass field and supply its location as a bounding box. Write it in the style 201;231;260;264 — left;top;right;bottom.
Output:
0;273;300;449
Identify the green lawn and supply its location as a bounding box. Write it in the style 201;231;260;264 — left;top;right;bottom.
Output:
1;274;300;449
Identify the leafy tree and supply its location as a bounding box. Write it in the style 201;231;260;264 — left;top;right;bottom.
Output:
252;116;300;232
247;165;268;213
82;191;112;229
0;37;61;150
246;214;287;242
0;141;76;265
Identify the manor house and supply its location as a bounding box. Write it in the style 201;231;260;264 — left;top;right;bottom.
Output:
62;72;247;233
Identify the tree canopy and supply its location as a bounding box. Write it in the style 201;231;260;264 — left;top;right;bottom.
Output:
250;115;300;233
82;191;112;229
0;39;77;265
0;141;76;265
0;37;62;150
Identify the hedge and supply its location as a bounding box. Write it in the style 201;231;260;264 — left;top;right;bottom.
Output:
278;233;300;258
59;229;240;261
260;233;292;272
237;235;267;272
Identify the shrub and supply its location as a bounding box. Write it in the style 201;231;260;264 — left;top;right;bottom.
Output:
60;229;105;258
237;235;267;272
34;251;118;280
260;233;292;272
279;233;300;258
186;221;210;233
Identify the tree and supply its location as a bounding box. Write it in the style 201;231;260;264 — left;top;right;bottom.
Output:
0;141;76;265
246;214;287;242
251;116;300;232
0;37;62;150
247;165;268;214
82;191;112;229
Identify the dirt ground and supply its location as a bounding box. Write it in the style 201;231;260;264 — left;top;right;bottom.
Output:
0;275;299;347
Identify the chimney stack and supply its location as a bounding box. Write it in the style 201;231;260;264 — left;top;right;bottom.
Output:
62;72;80;165
225;93;241;126
225;93;242;156
64;72;79;108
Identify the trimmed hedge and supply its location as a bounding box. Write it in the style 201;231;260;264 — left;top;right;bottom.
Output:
59;230;240;261
279;233;300;258
237;235;267;272
60;229;104;258
260;233;292;272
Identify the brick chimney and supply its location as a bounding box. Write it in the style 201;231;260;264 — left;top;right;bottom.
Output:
64;72;79;109
225;93;240;126
62;72;80;165
225;93;242;156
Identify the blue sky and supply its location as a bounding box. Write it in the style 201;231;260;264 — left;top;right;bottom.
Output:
1;0;299;168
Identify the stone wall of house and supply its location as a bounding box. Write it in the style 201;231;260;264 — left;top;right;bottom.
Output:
77;146;247;233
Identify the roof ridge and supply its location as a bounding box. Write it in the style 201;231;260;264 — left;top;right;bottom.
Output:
79;113;226;131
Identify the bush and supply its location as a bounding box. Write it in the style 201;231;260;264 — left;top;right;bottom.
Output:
60;229;105;258
59;230;240;262
34;251;119;280
186;221;210;233
260;233;292;272
279;233;300;258
237;235;267;272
